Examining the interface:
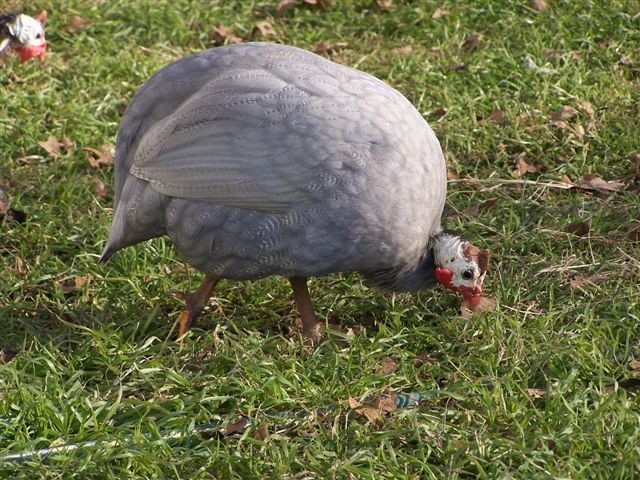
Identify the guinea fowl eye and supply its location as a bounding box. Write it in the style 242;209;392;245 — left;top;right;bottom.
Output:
462;268;474;280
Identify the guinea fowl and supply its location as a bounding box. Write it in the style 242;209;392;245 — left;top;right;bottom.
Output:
100;43;490;341
0;11;47;63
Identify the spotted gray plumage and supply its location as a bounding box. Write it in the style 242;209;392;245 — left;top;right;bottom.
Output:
100;42;447;293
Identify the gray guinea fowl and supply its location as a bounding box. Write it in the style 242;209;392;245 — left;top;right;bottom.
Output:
100;42;490;340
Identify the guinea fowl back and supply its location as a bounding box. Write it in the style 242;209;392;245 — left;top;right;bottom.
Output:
102;43;447;291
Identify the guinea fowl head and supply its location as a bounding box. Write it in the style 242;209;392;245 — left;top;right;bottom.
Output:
0;11;47;63
432;231;490;308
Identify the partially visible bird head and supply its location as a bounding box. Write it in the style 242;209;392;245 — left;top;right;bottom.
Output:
1;11;47;63
432;232;490;308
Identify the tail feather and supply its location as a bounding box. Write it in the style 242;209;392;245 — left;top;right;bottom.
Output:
98;175;169;263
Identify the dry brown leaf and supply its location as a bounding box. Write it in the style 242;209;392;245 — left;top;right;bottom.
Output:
466;197;498;217
575;174;624;192
461;296;497;318
252;425;268;441
630;360;640;371
84;145;114;169
276;0;297;14
303;0;331;8
627;221;640;242
487;109;506;123
566;222;590;237
59;275;91;294
569;272;612;290
513;154;542;178
579;101;595;117
226;417;248;435
211;24;242;45
91;176;106;198
462;35;480;53
414;352;439;365
432;8;449;19
64;15;91;33
393;44;413;56
376;394;398;413
0;345;19;365
447;63;467;71
348;396;383;423
446;171;459;181
550;106;578;122
39;136;67;159
15;257;27;276
530;0;548;12
631;153;640;176
428;107;447;119
373;0;393;9
379;356;398;375
527;387;547;399
252;21;277;39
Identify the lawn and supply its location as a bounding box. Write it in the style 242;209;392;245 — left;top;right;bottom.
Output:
1;0;639;478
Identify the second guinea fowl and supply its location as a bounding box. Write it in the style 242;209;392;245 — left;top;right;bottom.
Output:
100;42;490;340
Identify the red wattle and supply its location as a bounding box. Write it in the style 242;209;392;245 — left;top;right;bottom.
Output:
434;267;453;287
17;43;47;63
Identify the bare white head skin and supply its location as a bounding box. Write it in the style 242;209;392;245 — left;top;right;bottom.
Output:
432;232;490;305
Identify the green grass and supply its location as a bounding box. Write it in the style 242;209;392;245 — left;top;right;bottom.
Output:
1;0;640;478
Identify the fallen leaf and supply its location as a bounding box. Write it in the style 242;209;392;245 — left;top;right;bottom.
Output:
462;35;480;53
39;136;66;159
566;221;590;237
513;154;542;178
431;8;449;19
526;387;547;399
428;107;447;119
530;0;548;12
579;101;595;117
393;44;413;56
252;21;277;39
84;145;114;169
461;296;497;318
630;360;640;371
627;221;640;241
0;202;26;224
91;177;106;198
211;24;243;45
446;171;459;181
303;0;331;8
226;417;248;435
373;0;393;9
414;352;439;365
550;106;577;122
575;174;624;192
376;394;398;413
59;275;92;294
466;197;498;217
447;62;467;71
15;257;27;276
569;272;612;290
252;425;268;441
631;153;640;176
487;109;506;123
379;356;398;375
348;396;383;423
0;345;19;364
64;15;91;33
276;0;297;14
